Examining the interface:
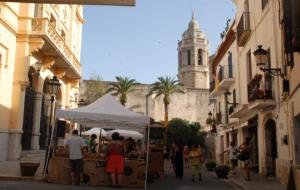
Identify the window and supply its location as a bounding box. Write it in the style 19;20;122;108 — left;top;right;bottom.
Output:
262;0;268;10
228;52;233;78
187;50;191;65
50;14;56;29
61;30;66;41
233;89;236;107
198;49;203;65
246;50;252;82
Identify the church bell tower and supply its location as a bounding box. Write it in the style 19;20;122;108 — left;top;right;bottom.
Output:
178;13;209;89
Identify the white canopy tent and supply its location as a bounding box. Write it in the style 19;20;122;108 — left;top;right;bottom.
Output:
50;94;151;188
82;128;108;137
56;94;149;131
106;129;143;141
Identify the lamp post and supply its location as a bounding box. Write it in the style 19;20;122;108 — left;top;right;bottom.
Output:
208;111;216;133
77;98;86;136
43;76;61;176
254;45;282;77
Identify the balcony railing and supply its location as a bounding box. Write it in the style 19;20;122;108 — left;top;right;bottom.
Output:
237;12;251;46
217;65;234;90
247;74;275;110
215;112;227;126
31;18;81;77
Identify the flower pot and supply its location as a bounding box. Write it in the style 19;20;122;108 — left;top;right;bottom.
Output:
20;162;40;176
214;165;230;178
205;161;216;171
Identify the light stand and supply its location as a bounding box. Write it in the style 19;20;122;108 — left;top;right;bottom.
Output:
43;76;61;176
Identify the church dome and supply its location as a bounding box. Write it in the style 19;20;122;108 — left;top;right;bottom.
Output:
188;12;200;31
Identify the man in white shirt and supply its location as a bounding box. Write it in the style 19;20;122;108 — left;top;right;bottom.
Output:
65;130;87;185
221;141;238;176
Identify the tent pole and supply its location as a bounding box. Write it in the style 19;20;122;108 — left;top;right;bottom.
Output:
144;125;150;189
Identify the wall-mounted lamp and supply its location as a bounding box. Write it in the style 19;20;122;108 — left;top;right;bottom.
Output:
253;45;282;77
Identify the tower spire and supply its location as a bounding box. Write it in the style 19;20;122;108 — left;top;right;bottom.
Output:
192;11;196;21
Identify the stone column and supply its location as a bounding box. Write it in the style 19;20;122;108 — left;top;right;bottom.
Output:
258;113;266;176
8;81;28;160
31;91;43;150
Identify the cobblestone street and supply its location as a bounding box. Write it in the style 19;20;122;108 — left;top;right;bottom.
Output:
0;162;234;190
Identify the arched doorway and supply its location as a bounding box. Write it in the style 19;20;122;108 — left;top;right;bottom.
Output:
21;68;36;150
39;78;50;150
265;119;277;176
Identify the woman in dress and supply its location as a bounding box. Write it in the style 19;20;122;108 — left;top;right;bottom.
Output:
106;132;125;188
238;137;252;181
183;145;190;168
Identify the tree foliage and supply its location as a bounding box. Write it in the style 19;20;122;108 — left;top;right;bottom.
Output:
106;76;138;106
167;118;206;147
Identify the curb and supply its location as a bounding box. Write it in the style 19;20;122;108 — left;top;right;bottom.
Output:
0;175;45;182
223;178;245;190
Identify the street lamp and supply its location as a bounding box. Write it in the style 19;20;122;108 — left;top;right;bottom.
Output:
207;111;216;133
43;76;61;176
77;98;86;136
254;45;282;77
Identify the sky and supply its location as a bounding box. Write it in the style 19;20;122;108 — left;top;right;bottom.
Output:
81;0;236;83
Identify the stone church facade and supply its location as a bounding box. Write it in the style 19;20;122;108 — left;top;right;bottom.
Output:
83;15;212;128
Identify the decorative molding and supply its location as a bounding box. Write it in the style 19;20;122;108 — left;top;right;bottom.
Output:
55;67;66;78
42;56;55;70
75;6;85;24
29;37;45;55
17;81;30;91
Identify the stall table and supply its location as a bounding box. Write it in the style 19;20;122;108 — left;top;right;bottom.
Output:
47;156;146;188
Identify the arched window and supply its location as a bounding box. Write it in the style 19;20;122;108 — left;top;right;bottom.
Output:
187;50;191;65
198;49;203;65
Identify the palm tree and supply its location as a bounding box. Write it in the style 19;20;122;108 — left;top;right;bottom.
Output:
106;76;138;106
149;76;185;144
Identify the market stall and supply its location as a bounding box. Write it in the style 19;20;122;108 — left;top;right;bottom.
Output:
46;94;150;188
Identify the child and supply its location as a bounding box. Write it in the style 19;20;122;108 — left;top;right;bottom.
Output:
189;144;203;181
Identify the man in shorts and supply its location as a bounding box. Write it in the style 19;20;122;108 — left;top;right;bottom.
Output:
65;130;87;185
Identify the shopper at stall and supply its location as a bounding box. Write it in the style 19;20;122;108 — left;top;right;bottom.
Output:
65;130;87;185
88;134;98;153
106;132;125;188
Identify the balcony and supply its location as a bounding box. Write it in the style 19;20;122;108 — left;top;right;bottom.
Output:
218;65;235;90
215;112;227;127
237;12;251;46
31;18;81;79
247;74;275;110
209;65;234;98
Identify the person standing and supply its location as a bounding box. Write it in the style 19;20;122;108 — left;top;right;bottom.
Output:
106;132;125;188
183;145;190;168
221;141;238;176
175;143;184;178
170;143;177;175
65;130;87;185
87;134;98;154
238;137;252;181
189;144;203;181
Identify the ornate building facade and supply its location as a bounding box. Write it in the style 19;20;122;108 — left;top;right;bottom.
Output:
0;3;83;162
210;0;300;188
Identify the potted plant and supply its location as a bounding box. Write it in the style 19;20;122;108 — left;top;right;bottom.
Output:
20;162;40;176
205;160;217;171
214;165;230;178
